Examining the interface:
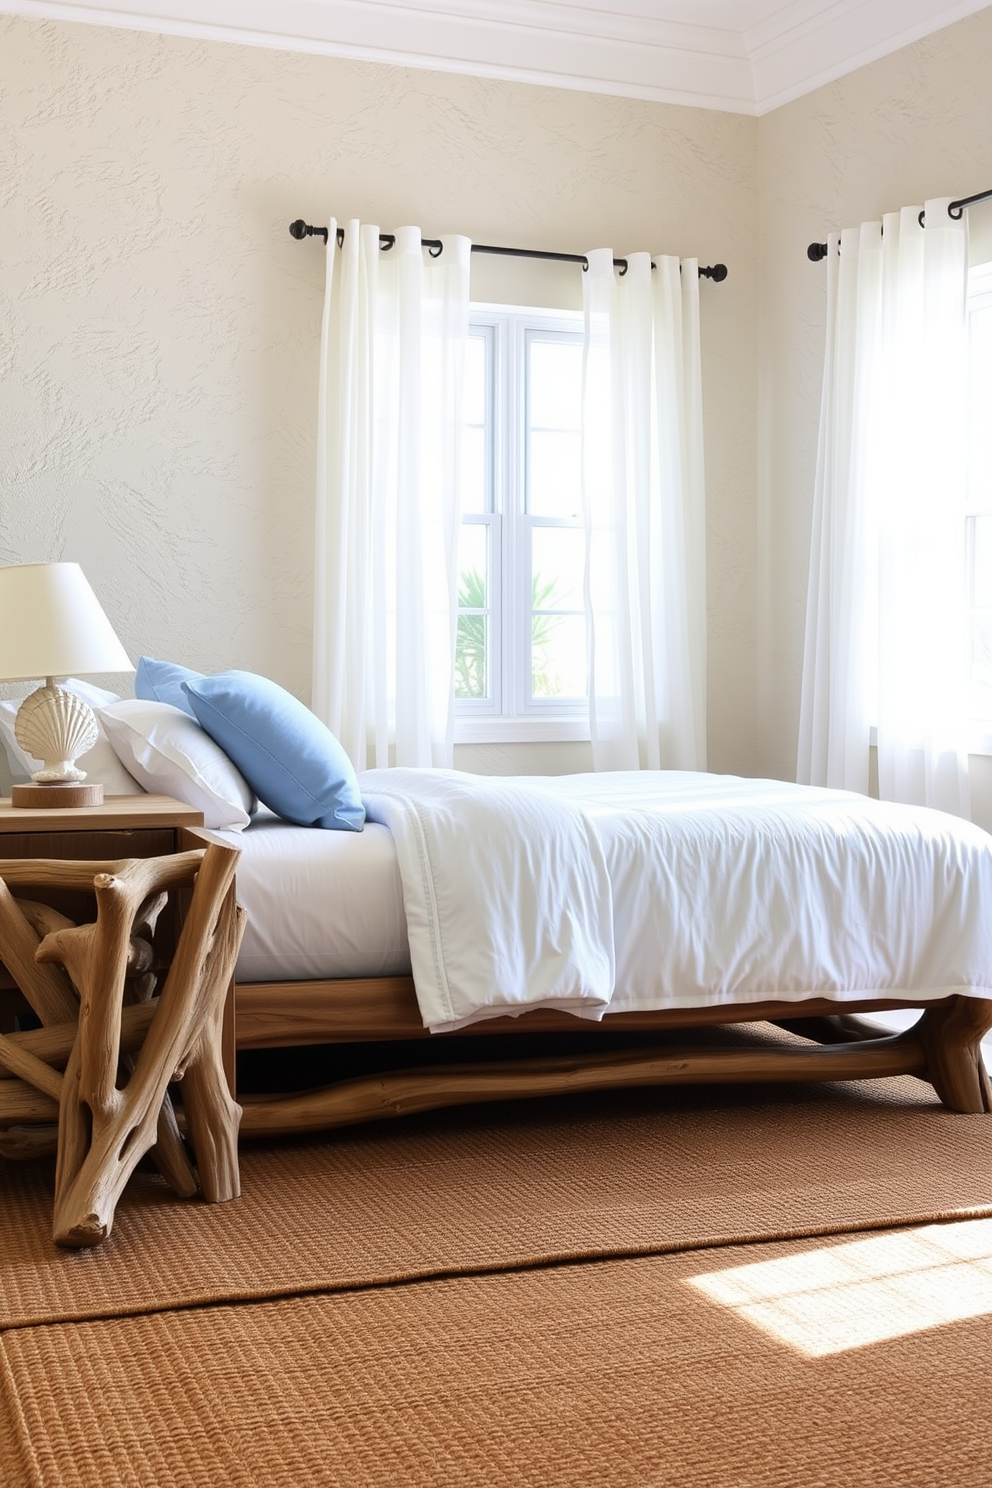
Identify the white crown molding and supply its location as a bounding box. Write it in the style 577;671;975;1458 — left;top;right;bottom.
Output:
0;0;759;111
0;0;988;114
747;0;992;112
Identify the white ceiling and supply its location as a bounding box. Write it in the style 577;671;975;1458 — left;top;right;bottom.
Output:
2;0;990;113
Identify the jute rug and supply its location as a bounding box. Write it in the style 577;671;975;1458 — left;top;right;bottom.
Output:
5;1228;992;1487
2;1065;992;1329
6;1036;992;1488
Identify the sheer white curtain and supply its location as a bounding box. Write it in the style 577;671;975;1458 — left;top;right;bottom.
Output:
581;250;707;772
312;220;470;769
797;199;971;816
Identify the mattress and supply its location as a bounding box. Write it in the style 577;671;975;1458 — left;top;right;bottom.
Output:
216;811;411;983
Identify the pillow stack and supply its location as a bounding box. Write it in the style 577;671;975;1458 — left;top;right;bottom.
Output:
111;657;365;832
100;698;257;831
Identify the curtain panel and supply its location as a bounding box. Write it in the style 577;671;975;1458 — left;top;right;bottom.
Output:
798;199;971;817
581;250;707;772
312;219;471;769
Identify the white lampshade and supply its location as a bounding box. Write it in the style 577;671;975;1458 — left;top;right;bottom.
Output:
0;562;133;681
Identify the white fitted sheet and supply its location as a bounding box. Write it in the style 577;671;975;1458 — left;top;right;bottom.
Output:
217;812;411;983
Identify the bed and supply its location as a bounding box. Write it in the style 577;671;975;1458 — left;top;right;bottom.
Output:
4;682;991;1138
206;767;992;1138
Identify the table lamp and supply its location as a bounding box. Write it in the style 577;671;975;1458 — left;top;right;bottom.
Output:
0;562;134;808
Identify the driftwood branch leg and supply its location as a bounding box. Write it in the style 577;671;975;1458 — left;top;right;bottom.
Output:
124;966;198;1198
0;1077;60;1126
180;898;246;1203
917;996;992;1113
38;843;242;1247
0;1123;59;1160
0;881;78;1025
238;1030;930;1138
0;1030;64;1103
0;1001;156;1084
151;1086;199;1200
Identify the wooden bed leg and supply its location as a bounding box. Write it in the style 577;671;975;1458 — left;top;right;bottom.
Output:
917;997;992;1113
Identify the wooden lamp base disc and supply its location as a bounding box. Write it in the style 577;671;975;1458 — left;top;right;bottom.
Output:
11;781;104;810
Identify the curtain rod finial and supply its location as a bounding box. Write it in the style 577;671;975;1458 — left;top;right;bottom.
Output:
289;220;329;243
808;242;829;262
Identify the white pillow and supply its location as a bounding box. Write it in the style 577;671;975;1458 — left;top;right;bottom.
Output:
0;679;143;796
100;699;256;831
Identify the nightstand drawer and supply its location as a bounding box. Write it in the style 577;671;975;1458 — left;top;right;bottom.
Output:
0;828;178;861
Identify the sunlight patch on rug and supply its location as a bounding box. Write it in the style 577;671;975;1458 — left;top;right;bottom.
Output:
687;1218;992;1356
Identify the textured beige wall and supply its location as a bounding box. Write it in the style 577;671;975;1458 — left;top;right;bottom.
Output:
0;14;759;777
757;7;992;784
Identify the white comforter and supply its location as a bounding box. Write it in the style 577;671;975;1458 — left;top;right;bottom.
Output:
360;769;992;1033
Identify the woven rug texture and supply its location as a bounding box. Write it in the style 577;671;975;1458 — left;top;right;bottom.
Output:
5;1233;992;1487
3;1072;992;1329
4;1058;992;1485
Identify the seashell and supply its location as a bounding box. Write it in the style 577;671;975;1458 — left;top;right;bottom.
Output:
14;684;99;782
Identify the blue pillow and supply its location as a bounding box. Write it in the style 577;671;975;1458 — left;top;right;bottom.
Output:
182;670;364;831
136;657;201;718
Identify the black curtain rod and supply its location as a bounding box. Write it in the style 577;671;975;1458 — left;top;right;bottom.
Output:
289;220;728;281
807;186;992;261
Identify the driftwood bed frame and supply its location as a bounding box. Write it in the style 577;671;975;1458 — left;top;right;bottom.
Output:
200;796;992;1135
4;821;992;1166
232;973;992;1138
1;828;990;1248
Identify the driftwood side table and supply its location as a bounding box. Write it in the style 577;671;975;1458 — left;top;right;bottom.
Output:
0;796;244;1246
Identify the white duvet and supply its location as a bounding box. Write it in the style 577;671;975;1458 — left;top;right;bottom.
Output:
360;768;992;1033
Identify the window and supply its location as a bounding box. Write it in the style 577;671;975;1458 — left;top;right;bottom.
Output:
867;259;992;751
455;305;590;741
965;261;992;725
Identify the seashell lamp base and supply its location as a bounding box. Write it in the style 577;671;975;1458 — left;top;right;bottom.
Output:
13;682;100;786
11;781;105;809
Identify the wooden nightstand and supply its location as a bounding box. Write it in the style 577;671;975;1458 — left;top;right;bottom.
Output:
0;794;210;1043
0;792;206;862
0;794;244;1245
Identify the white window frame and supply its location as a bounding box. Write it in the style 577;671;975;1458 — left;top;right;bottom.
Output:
455;303;590;744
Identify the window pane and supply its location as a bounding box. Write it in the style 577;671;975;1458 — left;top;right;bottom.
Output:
532;526;585;611
455;613;489;699
456;524;489;701
529;430;582;517
462;333;490;516
457;524;488;607
529;339;582;428
531;614;587;701
462;426;487;514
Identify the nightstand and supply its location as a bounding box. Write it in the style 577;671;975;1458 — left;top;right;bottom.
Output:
0;792;206;861
0;794;244;1245
0;794;211;1044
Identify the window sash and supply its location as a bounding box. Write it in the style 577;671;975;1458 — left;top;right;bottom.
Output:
457;305;588;722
